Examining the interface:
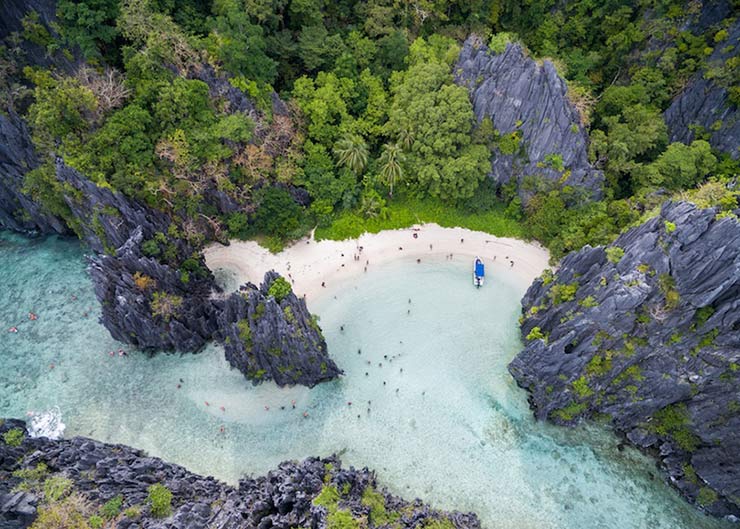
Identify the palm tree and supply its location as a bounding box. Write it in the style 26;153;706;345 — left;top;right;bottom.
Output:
334;133;368;175
378;143;405;197
397;124;414;150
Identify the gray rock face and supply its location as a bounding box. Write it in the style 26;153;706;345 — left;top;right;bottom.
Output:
89;227;220;352
216;271;341;387
56;160;174;254
454;35;603;201
509;201;740;519
0;113;68;235
0;0;79;73
0;419;480;529
664;19;740;159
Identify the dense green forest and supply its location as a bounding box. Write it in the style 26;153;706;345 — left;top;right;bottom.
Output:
4;0;739;258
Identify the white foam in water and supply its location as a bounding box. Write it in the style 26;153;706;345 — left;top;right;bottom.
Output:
0;233;733;529
27;407;65;440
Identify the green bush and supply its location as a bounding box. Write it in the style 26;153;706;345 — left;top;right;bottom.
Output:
572;376;593;398
147;483;172;518
268;276;293;302
361;486;398;526
649;403;700;452
3;428;24;447
605;246;625;264
89;514;104;528
697;486;718;506
43;476;73;502
548;283;578;304
525;326;546;342
100;495;123;519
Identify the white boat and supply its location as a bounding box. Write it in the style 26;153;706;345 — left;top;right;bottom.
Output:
473;257;485;288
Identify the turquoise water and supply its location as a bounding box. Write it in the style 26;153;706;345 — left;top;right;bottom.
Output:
0;231;732;529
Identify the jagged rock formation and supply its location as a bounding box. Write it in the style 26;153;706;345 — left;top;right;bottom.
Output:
55;160;174;254
89;228;219;352
454;35;603;201
0;419;480;529
509;201;740;519
0;113;68;235
216;271;341;387
664;19;740;159
0;0;79;72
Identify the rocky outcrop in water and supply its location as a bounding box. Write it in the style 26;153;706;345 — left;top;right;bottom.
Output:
0;419;479;529
89;227;220;352
509;201;740;519
216;271;341;387
0;113;68;235
454;35;603;201
664;19;740;159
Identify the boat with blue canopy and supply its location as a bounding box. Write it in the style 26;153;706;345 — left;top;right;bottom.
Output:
473;257;485;288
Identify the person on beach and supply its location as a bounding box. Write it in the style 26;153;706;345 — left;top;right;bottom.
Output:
321;281;326;287
413;233;418;239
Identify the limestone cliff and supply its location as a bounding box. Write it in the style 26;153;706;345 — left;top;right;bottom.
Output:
664;19;739;160
454;35;603;201
216;271;341;387
509;201;740;519
0;419;479;529
0;113;68;235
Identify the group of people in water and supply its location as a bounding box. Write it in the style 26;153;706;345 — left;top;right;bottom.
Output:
8;311;38;333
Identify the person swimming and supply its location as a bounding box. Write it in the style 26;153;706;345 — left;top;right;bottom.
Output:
28;312;37;321
8;326;17;333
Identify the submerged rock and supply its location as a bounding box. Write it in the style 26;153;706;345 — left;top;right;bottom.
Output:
454;35;603;201
0;420;480;529
664;19;740;159
509;201;740;519
216;271;342;387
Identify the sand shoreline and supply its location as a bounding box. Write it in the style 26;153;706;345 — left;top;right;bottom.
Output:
203;224;551;301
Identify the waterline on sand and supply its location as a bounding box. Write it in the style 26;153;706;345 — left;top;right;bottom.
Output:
203;224;550;300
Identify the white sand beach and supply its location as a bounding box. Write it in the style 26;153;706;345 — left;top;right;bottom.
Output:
203;224;551;301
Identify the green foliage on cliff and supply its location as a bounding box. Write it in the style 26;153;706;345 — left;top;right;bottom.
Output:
649;403;700;452
147;483;173;518
2;428;24;447
268;277;293;302
361;486;399;526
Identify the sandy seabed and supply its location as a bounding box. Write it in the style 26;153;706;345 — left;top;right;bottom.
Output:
203;224;551;301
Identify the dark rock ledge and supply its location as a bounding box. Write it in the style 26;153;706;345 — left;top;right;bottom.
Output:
509;201;740;520
0;419;479;529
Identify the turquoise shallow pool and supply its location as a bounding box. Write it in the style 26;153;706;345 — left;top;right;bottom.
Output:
0;231;732;529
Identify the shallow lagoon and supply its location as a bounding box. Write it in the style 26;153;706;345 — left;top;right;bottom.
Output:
0;232;732;529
